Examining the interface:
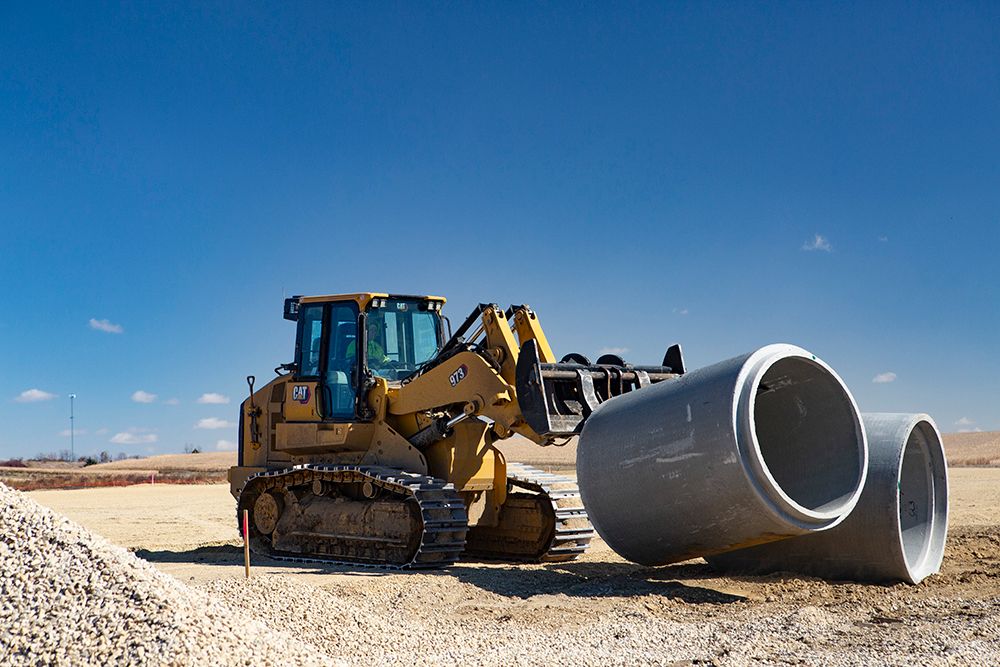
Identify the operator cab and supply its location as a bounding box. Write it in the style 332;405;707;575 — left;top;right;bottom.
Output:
284;293;445;419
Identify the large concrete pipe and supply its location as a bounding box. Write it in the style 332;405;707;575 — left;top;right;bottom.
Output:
707;413;948;584
576;344;868;566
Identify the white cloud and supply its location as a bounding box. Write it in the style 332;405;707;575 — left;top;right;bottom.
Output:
955;417;981;433
197;392;230;405
672;307;689;316
59;428;87;437
95;427;109;436
164;398;180;405
598;347;629;356
89;318;123;334
110;431;158;445
131;390;157;403
215;439;237;451
15;388;57;403
802;234;832;252
878;235;889;242
196;417;235;430
872;372;897;384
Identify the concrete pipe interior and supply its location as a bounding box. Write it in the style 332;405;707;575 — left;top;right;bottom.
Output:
899;420;946;574
752;356;865;514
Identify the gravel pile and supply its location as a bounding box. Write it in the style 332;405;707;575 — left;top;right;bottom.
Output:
0;483;335;666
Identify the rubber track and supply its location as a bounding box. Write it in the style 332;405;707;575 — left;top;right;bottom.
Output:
236;464;469;570
503;462;596;562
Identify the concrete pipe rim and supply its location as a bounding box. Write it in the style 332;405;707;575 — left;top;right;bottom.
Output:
737;344;869;527
891;415;949;584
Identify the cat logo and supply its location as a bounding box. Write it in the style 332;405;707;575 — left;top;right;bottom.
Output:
292;385;311;404
449;364;468;388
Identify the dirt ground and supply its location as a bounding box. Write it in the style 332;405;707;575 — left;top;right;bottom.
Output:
86;451;236;472
0;452;233;491
941;430;1000;466
28;468;1000;666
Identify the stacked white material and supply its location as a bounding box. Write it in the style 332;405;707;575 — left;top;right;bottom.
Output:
0;483;334;666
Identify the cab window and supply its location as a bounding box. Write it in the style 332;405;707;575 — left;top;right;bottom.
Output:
296;305;323;377
412;311;439;364
367;299;442;380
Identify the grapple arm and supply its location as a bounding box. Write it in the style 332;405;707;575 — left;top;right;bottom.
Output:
405;302;684;442
515;339;684;438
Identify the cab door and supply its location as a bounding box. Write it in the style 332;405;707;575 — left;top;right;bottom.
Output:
321;301;360;419
286;301;360;421
274;300;371;457
285;303;324;422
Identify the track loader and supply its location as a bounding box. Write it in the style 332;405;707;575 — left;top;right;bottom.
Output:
228;292;684;568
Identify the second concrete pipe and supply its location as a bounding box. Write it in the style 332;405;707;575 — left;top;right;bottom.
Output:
707;413;949;584
576;344;869;566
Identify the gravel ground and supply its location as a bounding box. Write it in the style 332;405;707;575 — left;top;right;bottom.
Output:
197;557;1000;667
0;483;335;666
22;472;1000;666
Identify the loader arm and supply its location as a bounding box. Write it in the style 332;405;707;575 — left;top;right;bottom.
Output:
392;303;685;446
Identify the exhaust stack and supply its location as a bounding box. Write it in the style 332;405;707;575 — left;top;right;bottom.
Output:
576;344;869;566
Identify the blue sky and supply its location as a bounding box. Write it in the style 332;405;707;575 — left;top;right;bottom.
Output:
1;2;997;458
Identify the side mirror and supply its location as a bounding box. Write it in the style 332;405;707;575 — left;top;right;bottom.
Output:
283;297;301;321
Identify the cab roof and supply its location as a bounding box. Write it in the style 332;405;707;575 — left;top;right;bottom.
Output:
297;293;446;309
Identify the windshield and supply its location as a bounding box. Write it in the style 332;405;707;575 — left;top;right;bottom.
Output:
365;299;442;380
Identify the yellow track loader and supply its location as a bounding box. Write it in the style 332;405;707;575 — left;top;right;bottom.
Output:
228;292;684;568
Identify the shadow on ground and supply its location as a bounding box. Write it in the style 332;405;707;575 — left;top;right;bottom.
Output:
447;560;748;603
135;545;745;603
134;545;385;576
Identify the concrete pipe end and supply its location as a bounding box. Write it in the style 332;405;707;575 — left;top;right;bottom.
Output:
889;414;949;584
737;344;869;529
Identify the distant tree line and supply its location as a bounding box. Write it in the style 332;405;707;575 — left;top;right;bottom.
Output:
0;448;192;468
13;451;144;465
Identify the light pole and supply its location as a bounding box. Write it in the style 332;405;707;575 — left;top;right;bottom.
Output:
69;394;76;461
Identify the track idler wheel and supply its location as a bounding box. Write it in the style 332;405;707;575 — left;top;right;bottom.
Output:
253;492;283;535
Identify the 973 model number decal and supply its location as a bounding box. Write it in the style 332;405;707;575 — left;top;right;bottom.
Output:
449;364;468;387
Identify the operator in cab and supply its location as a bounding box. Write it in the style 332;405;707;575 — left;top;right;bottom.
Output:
347;316;390;371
